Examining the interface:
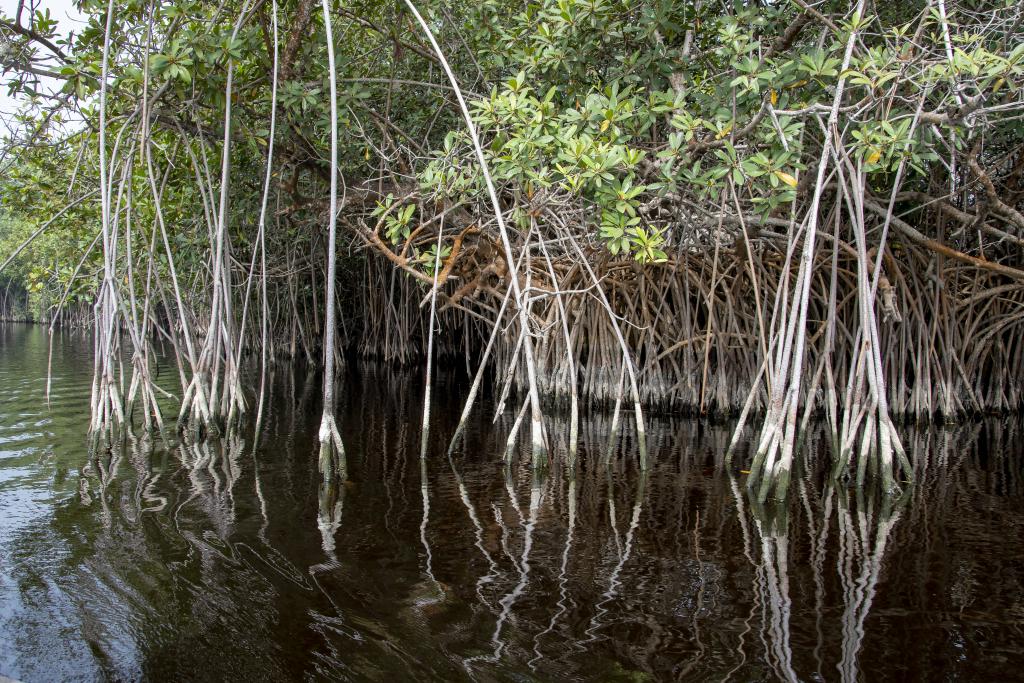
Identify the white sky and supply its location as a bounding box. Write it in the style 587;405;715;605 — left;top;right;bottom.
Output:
1;0;85;119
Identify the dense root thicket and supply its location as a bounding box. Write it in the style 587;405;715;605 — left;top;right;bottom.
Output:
348;233;1024;421
0;284;31;322
3;0;1024;497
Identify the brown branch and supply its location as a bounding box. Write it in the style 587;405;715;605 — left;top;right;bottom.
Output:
787;0;842;38
896;189;1024;248
862;197;1024;282
279;0;314;82
968;141;1024;232
764;11;811;61
687;95;770;154
894;191;977;225
918;93;987;126
356;218;436;285
0;18;70;63
434;225;479;287
337;7;441;68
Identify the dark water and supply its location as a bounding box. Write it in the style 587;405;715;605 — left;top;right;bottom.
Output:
1;324;1023;682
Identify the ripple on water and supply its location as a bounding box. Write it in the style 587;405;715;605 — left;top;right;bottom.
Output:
0;324;1022;681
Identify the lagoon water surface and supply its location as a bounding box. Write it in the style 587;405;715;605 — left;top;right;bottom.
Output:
0;323;1022;681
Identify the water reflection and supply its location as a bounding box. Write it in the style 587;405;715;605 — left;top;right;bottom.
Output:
417;456;443;605
447;452;499;611
744;497;798;683
488;467;542;663
317;476;344;558
528;474;575;670
834;489;905;683
585;469;646;647
0;325;1023;681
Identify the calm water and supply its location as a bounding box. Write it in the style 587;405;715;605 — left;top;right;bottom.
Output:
0;323;1022;682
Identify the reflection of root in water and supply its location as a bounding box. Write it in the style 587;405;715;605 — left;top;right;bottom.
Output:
800;479;833;678
834;487;906;683
417;456;444;607
722;476;760;680
317;474;345;559
308;476;352;637
744;491;799;683
125;428;169;516
728;470;907;682
490;470;541;659
252;445;269;543
447;453;500;612
528;475;576;670
464;467;544;673
582;469;646;646
171;431;247;539
80;429;124;522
